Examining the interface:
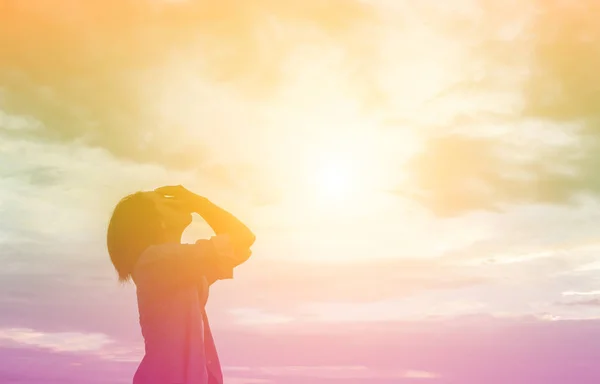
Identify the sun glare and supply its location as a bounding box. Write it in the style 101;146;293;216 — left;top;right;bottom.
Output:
315;156;356;202
302;146;375;210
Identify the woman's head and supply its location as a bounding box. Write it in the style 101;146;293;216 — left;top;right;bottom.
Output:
106;191;192;282
149;191;193;233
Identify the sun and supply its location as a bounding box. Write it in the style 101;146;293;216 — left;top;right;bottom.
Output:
304;149;367;208
289;132;392;214
315;156;356;202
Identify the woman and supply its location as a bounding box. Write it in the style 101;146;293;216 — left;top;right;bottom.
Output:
107;185;256;384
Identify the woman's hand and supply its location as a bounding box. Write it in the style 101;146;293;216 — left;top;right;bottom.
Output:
154;185;207;212
157;185;256;255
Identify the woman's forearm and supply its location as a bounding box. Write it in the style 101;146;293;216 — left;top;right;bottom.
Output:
193;197;256;249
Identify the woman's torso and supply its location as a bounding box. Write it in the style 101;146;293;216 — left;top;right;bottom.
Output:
132;243;222;384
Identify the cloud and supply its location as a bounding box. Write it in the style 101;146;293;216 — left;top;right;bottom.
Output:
240;365;377;379
226;365;441;381
0;0;376;168
3;0;597;219
214;317;600;384
523;1;600;124
1;235;598;343
0;109;44;132
0;130;168;243
405;126;584;216
2;243;596;340
563;291;600;297
2;316;600;383
229;308;295;325
557;291;600;308
404;370;441;379
5;0;595;218
226;379;273;384
291;300;488;324
0;256;491;341
0;327;112;352
398;0;600;216
211;258;490;313
559;299;600;308
0;120;268;246
0;346;136;384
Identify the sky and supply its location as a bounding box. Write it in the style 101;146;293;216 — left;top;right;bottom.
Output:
1;0;600;383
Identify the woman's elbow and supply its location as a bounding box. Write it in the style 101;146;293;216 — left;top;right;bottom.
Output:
236;232;255;263
247;232;256;247
238;229;255;249
232;248;252;266
229;229;255;251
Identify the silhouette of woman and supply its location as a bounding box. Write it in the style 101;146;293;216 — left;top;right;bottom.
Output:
107;185;256;384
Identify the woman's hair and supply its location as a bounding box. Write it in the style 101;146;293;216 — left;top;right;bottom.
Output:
107;192;162;282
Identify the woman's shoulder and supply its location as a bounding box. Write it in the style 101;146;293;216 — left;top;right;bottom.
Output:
131;243;180;283
137;242;178;263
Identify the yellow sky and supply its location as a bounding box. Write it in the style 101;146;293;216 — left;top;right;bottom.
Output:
0;0;572;265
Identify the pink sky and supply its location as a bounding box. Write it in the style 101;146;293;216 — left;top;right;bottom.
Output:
2;317;600;383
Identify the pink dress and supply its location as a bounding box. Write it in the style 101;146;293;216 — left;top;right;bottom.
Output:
131;236;235;384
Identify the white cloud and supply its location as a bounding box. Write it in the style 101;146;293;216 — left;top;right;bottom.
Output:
296;299;488;323
259;365;370;379
229;308;295;325
0;326;147;363
0;110;44;131
404;370;442;379
224;365;437;380
0;125;230;247
226;379;273;384
562;291;600;297
0;327;112;352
